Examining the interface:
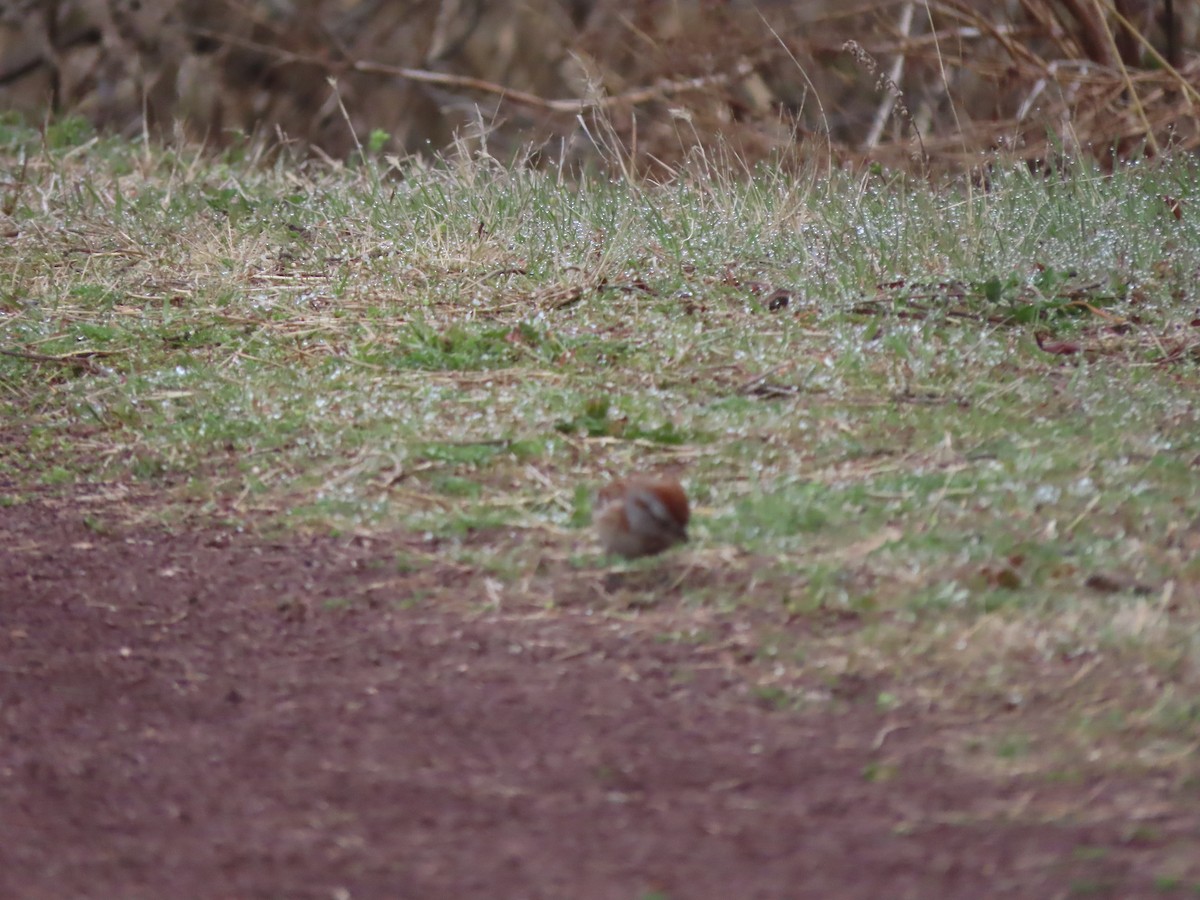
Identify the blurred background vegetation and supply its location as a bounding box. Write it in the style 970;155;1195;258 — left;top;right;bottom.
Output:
0;0;1196;173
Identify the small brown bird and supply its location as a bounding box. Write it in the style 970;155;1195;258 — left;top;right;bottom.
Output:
593;475;690;558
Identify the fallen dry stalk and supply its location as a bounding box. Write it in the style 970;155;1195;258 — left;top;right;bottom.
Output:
192;27;758;115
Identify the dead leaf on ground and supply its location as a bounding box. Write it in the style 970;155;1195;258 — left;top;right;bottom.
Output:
1034;332;1081;356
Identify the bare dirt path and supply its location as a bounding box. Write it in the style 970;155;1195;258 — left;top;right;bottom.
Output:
2;488;1196;899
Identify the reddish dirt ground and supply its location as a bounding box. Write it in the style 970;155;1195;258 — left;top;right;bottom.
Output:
3;487;1198;899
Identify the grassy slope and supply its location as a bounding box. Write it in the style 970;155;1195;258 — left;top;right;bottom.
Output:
2;116;1199;788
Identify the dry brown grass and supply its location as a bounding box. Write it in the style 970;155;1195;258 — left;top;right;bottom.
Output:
1;0;1196;172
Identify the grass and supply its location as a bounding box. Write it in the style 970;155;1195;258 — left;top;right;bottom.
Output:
2;112;1200;787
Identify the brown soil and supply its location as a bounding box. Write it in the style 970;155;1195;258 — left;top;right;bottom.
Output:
2;487;1197;899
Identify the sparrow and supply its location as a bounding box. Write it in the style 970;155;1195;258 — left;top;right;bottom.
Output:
593;475;690;558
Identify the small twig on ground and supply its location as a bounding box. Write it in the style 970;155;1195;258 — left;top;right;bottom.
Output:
0;347;117;375
737;364;790;395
